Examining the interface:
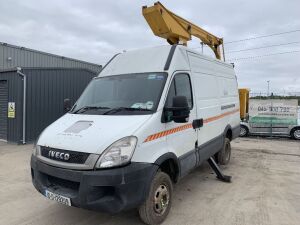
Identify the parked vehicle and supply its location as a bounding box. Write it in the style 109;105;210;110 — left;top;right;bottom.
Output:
239;99;300;140
31;44;240;224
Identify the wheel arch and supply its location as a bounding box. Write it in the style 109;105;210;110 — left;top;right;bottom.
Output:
223;125;233;141
290;126;300;139
154;152;180;183
240;122;250;130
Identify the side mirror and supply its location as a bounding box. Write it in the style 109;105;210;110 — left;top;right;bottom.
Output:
63;98;71;113
164;96;190;123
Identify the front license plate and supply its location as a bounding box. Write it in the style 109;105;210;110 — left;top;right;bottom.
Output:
45;190;71;206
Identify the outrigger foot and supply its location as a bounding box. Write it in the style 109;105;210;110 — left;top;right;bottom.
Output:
207;157;232;183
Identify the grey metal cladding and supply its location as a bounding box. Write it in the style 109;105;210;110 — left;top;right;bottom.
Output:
23;68;95;142
0;68;95;143
0;42;102;73
0;80;8;140
0;70;23;143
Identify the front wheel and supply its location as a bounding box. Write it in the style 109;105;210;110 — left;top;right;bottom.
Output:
138;171;173;225
291;127;300;140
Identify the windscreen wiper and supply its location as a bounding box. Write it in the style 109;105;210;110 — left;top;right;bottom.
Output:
73;106;110;114
103;107;152;115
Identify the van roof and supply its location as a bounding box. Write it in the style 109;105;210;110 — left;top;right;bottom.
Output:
99;45;233;77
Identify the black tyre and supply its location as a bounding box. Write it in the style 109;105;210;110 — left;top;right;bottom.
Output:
138;171;173;225
239;125;249;137
217;138;231;165
291;127;300;140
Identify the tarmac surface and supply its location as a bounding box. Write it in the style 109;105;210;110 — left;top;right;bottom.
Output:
0;137;299;225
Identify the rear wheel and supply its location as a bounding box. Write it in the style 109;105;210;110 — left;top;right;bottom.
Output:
138;171;173;225
291;127;300;140
239;125;249;137
216;138;231;165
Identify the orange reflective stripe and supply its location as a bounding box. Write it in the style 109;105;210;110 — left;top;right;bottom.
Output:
204;108;239;124
144;123;193;143
144;108;239;143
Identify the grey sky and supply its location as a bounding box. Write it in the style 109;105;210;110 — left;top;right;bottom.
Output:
0;0;299;93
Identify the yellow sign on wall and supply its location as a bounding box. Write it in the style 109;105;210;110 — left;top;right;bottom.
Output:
8;102;15;118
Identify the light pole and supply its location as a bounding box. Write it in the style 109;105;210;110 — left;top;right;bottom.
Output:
267;80;270;96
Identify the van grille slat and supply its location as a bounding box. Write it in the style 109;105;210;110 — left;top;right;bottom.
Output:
40;146;90;164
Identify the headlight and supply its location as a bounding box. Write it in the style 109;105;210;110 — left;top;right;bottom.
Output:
33;145;41;156
95;136;137;168
33;129;45;156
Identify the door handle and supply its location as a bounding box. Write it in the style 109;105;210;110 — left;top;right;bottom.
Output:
192;119;203;129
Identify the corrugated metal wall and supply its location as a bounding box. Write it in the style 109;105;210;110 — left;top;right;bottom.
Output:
0;42;102;74
0;70;24;143
23;68;95;142
0;68;95;143
0;80;9;140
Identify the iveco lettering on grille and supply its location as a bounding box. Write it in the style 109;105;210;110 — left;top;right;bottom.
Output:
48;150;70;161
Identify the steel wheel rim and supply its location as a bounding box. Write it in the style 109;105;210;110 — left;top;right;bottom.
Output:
240;127;246;136
153;184;170;215
294;130;300;139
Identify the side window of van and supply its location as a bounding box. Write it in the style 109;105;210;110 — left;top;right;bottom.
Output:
166;74;193;108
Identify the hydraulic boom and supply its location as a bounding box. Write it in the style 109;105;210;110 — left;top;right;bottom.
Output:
142;2;225;60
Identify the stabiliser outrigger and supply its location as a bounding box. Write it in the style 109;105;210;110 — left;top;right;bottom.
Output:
143;2;231;182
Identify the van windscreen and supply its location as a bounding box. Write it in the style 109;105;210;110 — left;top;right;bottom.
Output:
71;73;167;115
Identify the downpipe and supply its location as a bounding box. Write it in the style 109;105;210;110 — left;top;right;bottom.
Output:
16;67;26;144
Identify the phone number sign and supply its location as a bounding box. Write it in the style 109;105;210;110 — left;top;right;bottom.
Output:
249;99;298;125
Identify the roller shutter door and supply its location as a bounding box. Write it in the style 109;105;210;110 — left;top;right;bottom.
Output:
0;80;8;141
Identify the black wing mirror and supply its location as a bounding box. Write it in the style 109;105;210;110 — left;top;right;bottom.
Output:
163;96;190;123
63;98;71;113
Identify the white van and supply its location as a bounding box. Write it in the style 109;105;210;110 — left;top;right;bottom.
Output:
31;45;240;225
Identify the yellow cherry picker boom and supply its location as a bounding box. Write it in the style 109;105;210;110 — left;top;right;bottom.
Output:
142;1;225;61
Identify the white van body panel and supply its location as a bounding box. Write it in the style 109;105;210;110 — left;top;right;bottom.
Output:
36;45;239;165
37;113;152;154
186;51;239;147
100;46;172;76
131;112;168;163
100;46;190;77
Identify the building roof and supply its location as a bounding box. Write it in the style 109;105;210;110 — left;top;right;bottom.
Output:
0;42;102;74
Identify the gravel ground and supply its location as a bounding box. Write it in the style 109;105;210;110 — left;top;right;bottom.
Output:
0;137;299;225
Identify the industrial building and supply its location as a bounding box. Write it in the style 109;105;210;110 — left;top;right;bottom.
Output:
0;42;102;73
0;42;102;143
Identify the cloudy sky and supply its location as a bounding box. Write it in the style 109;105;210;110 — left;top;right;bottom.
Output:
0;0;299;94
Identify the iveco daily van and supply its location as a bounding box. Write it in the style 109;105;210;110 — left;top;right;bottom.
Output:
31;45;240;225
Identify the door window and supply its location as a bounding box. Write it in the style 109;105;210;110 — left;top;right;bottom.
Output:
165;74;193;108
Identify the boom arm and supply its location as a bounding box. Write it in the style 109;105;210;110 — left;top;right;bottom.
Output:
142;2;225;60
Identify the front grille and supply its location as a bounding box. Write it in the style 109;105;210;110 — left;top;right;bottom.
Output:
47;174;80;191
40;146;90;164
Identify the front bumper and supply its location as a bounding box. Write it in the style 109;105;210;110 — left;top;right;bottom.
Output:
31;155;158;213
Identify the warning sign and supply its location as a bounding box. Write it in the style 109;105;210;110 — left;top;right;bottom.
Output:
8;102;15;118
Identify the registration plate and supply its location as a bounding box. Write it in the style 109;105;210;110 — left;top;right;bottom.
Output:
45;190;71;206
